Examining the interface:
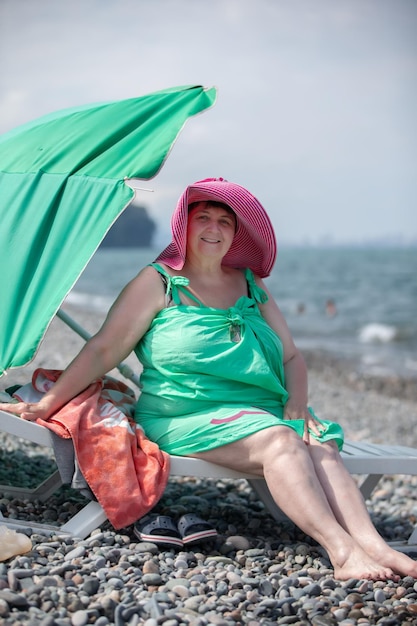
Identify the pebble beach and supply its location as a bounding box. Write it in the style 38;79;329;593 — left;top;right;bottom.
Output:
1;305;416;625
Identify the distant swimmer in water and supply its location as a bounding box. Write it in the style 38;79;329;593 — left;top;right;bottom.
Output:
325;299;337;317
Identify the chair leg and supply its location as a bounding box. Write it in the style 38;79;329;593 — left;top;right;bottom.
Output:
407;525;417;546
248;478;288;522
0;470;63;502
0;510;67;536
358;474;383;499
60;501;107;539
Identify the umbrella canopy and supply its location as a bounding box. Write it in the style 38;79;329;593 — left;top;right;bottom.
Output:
0;85;217;375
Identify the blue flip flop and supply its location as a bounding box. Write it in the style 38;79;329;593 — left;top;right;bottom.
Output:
177;514;217;545
134;514;183;548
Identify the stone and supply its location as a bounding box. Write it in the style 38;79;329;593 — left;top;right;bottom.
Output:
0;525;32;561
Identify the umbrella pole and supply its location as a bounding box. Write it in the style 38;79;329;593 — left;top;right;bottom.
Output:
56;309;141;389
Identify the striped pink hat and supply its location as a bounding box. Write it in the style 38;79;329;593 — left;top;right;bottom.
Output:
155;178;277;277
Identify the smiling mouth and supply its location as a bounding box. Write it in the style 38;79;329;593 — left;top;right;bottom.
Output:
201;237;220;243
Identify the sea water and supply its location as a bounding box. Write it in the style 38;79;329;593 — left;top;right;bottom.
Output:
67;246;417;380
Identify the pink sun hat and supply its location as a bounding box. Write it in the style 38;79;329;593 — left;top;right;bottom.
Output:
155;177;277;277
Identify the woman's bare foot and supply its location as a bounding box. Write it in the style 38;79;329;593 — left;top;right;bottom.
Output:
330;544;399;581
366;544;417;579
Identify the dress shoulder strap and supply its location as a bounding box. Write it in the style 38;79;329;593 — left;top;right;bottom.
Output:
150;263;172;280
244;268;269;304
149;263;202;306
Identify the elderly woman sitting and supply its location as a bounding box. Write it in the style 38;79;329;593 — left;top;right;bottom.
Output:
3;178;416;581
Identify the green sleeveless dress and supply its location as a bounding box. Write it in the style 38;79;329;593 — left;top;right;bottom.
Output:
134;264;344;455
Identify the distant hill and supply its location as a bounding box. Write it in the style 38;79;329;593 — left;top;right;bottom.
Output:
100;204;157;248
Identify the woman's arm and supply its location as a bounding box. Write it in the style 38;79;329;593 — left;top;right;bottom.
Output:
2;265;165;421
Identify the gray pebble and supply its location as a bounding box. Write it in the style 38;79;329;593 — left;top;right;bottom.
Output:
226;535;251;550
64;546;86;561
373;587;386;603
0;589;29;608
142;573;163;586
0;598;9;618
82;577;100;595
106;576;124;589
71;609;89;626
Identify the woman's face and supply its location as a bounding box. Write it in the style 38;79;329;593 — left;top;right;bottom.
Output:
186;202;236;261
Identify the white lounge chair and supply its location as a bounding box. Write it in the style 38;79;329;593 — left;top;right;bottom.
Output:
0;407;416;551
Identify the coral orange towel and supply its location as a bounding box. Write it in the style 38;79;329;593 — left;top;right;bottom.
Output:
15;369;170;529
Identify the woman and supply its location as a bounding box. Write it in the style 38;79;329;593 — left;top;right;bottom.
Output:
3;178;416;581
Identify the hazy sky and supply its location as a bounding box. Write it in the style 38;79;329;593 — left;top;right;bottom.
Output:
1;0;416;245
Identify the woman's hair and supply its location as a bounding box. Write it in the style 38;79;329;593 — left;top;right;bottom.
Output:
188;200;235;215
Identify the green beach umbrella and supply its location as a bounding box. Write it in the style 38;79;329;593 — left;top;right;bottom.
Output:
0;85;217;375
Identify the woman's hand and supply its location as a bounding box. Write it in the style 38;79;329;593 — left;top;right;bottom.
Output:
0;401;51;422
283;399;324;444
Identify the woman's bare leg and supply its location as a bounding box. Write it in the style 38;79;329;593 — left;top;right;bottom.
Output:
191;426;407;580
307;438;417;577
